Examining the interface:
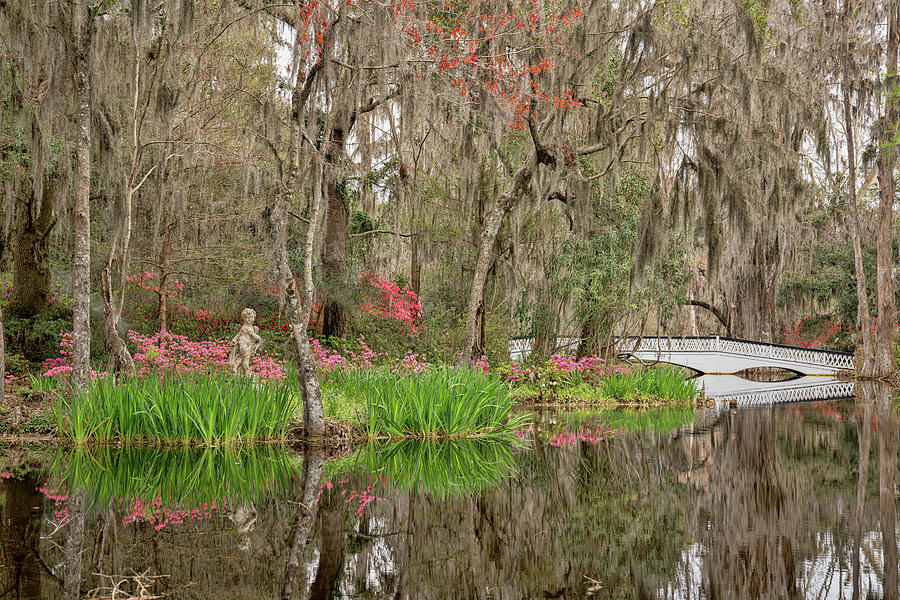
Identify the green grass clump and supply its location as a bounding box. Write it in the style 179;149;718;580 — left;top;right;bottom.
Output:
54;445;298;508
52;375;298;445
362;367;527;438
600;367;698;404
358;438;519;498
319;368;371;424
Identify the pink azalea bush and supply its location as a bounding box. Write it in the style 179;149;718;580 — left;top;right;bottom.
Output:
493;353;635;386
128;330;284;381
42;332;110;381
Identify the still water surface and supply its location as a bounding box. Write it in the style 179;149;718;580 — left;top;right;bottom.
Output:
1;387;897;599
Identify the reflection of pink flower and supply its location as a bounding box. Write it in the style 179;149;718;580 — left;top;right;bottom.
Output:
122;496;223;531
547;425;619;447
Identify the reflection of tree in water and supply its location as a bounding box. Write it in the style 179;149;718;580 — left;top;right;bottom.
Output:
699;408;799;599
873;383;898;599
0;472;45;599
3;403;899;599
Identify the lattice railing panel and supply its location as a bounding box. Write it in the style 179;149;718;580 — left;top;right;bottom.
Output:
716;382;856;406
509;336;855;371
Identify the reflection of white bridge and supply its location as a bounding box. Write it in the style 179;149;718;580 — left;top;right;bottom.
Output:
508;336;855;376
695;375;856;406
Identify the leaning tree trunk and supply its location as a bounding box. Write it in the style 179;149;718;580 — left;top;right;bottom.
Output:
72;0;93;388
101;186;136;376
843;3;875;376
457;155;536;365
874;3;899;377
272;158;326;436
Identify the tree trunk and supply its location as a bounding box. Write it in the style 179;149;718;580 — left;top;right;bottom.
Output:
874;0;899;377
101;186;136;376
457;154;535;365
157;221;173;332
72;0;93;388
281;448;324;600
876;382;898;598
321;124;349;339
272;155;325;436
1;472;43;598
308;489;344;600
410;200;421;296
843;2;875;375
63;492;86;600
852;383;873;600
10;119;55;318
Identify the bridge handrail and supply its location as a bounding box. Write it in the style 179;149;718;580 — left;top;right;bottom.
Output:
509;335;854;369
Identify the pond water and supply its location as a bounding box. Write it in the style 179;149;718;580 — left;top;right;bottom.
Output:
1;386;897;599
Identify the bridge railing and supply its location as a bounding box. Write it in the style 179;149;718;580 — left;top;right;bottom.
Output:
510;335;855;370
714;381;856;405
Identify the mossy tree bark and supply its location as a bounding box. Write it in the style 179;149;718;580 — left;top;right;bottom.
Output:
874;0;899;377
72;0;93;389
843;0;875;376
10;121;56;319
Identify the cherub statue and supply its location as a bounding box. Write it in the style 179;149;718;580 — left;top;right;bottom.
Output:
229;308;263;377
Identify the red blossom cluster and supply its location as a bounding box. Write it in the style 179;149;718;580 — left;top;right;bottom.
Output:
359;272;422;333
781;317;845;349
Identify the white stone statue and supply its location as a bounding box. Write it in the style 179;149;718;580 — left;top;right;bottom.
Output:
229;308;262;376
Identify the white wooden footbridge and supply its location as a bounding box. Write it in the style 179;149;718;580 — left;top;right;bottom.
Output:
508;335;855;376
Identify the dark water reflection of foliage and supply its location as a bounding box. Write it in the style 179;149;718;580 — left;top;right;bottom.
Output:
53;445;298;508
1;399;899;599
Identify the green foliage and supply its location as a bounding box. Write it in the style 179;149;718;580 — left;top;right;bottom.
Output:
54;445;297;508
741;0;770;39
52;375;299;445
357;438;519;499
348;209;373;235
547;169;688;350
4;308;72;363
359;367;528;438
779;239;881;330
3;351;30;378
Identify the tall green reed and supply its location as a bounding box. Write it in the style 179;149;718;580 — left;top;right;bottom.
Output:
52;374;299;444
362;367;528;438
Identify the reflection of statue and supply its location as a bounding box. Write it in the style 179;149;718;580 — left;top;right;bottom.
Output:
229;308;262;376
227;504;258;552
